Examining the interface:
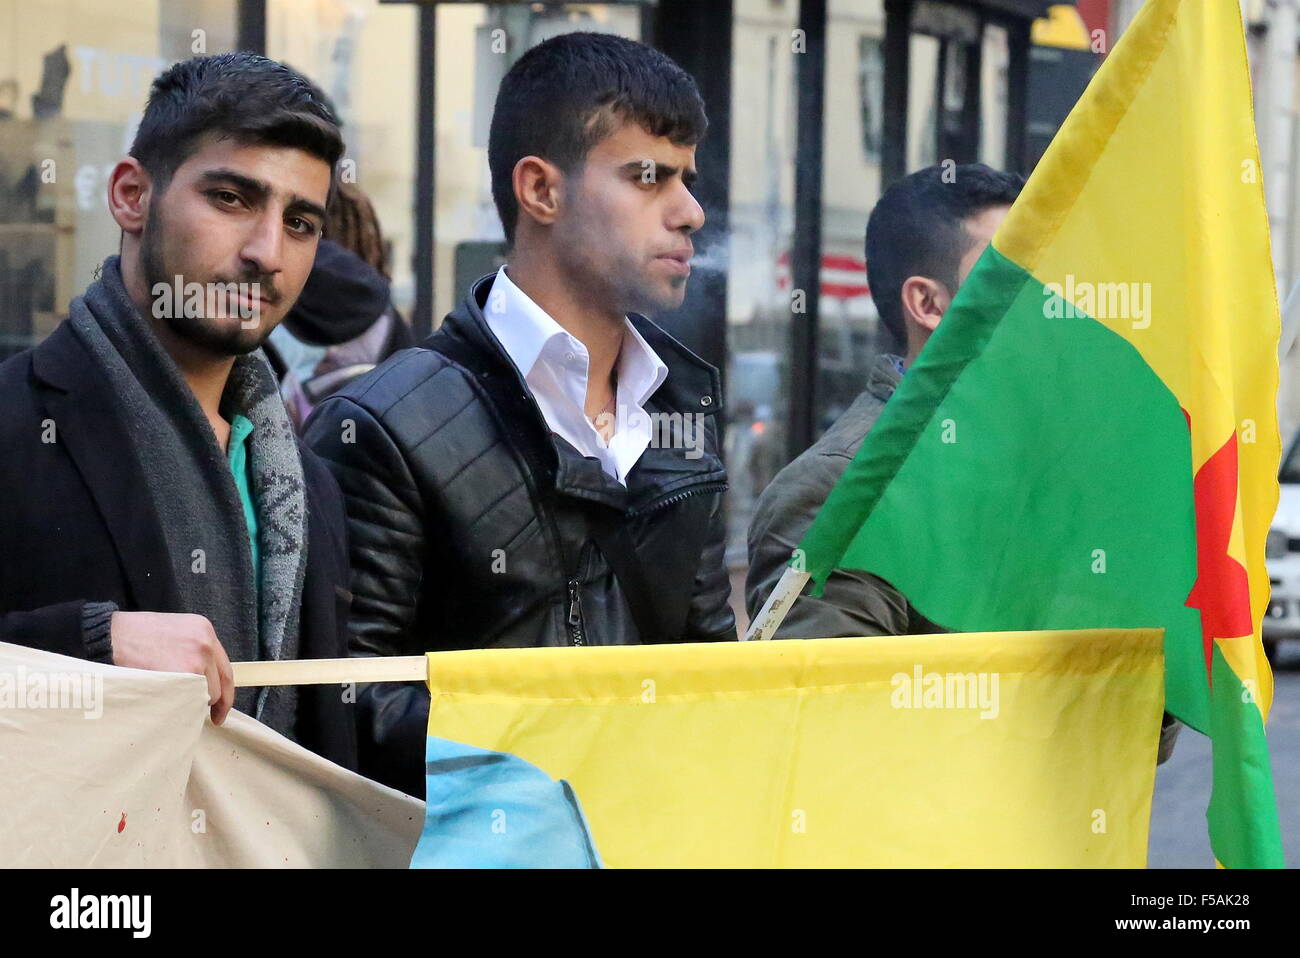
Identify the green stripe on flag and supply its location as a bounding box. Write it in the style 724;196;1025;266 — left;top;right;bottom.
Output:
1207;645;1284;867
797;244;1283;865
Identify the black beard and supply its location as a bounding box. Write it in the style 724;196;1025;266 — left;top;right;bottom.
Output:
623;275;685;318
140;203;273;358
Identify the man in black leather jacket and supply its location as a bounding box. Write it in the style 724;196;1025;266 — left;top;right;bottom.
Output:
305;32;736;796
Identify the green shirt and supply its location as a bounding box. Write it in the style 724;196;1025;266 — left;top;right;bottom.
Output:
227;413;260;585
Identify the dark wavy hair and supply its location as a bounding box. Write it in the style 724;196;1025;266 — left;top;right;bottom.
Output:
488;32;707;245
129;52;344;199
866;163;1025;351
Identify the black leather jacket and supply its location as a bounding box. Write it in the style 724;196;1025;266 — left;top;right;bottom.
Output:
305;273;736;795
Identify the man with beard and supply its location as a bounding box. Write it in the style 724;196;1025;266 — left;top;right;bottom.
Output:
0;53;356;766
306;32;735;796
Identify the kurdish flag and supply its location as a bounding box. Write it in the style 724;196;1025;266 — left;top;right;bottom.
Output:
797;0;1284;866
412;630;1164;867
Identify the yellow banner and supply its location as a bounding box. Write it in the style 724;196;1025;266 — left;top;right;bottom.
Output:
423;628;1164;867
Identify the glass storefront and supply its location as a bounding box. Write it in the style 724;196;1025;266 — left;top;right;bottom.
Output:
0;0;1065;624
723;0;800;567
266;0;419;315
0;0;237;356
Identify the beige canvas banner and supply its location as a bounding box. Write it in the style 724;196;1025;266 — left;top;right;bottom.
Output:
0;642;422;867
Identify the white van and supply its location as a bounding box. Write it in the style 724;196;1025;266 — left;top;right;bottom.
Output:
1264;437;1300;661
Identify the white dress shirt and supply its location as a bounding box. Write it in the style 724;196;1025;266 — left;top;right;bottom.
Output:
483;265;668;485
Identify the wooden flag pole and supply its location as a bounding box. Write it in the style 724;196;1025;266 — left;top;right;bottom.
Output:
742;565;810;641
232;655;427;687
236;565;809;675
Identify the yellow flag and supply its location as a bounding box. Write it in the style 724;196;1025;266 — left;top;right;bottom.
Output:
417;629;1163;867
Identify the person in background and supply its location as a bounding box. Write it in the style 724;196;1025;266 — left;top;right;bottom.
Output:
747;164;1021;642
266;183;412;430
744;162;1180;763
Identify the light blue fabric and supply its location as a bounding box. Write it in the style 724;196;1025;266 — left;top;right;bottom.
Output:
410;737;602;869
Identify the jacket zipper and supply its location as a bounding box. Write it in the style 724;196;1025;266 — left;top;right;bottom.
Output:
626;481;729;519
566;541;592;647
558;482;727;646
567;579;586;647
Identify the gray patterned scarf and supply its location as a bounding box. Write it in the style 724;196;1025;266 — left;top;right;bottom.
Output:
67;255;305;738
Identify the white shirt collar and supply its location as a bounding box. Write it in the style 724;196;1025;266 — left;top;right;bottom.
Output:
486;265;667;397
484;265;573;379
483;265;669;484
620;315;669;407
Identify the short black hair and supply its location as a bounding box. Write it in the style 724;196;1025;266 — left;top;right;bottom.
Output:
130;53;344;198
488;32;707;245
866;163;1024;351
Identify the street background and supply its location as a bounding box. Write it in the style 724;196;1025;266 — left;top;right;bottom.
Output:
2;0;1297;867
1151;642;1299;866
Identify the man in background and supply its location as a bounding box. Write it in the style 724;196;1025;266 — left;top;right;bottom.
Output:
745;163;1179;763
746;163;1022;640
